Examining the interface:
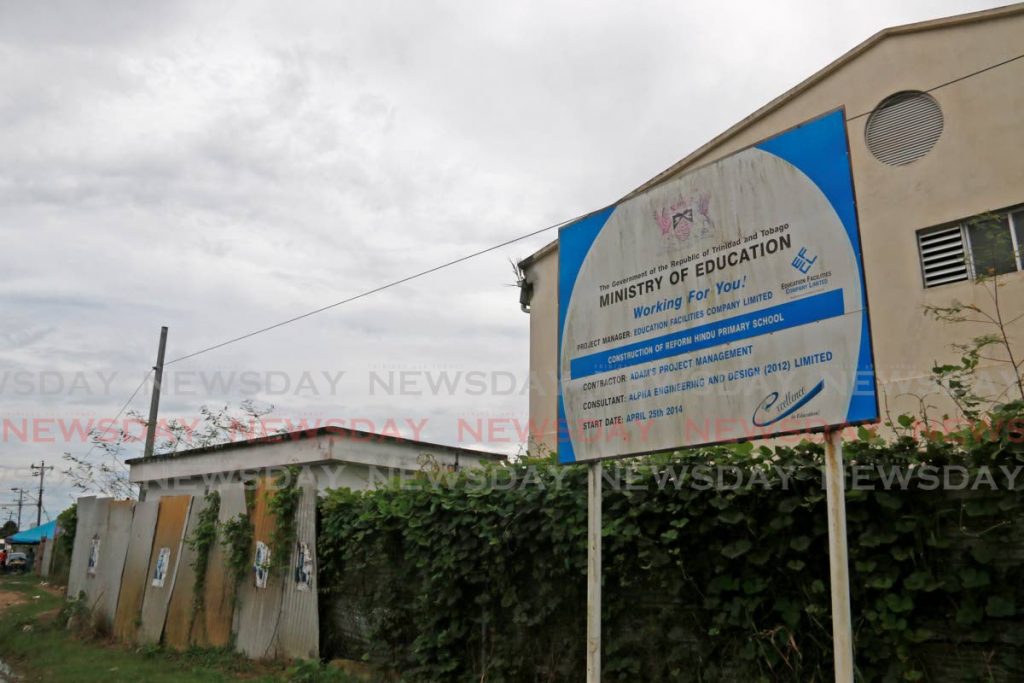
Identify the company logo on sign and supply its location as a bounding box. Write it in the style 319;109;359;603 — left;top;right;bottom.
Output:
752;379;825;426
654;192;715;243
791;246;818;274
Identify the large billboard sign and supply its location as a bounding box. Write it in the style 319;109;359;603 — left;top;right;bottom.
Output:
557;110;877;464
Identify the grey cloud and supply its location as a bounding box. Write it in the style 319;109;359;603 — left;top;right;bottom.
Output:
0;325;56;350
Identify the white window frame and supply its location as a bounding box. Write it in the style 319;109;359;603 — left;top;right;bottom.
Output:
919;205;1024;288
1011;211;1024;273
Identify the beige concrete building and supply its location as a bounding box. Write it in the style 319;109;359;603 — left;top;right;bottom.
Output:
518;4;1024;452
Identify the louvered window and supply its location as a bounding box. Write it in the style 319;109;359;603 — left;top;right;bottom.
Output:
865;92;944;166
918;207;1024;288
918;225;968;287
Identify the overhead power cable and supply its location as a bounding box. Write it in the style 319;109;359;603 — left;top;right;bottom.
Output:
166;50;1023;367
73;370;153;474
846;52;1024;121
165;211;601;365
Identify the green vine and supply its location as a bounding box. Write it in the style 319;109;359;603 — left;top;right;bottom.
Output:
267;466;302;574
187;491;221;611
318;412;1024;682
220;512;254;584
57;503;77;558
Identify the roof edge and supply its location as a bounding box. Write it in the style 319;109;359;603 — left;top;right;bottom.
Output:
125;425;507;465
518;238;559;270
518;2;1024;269
624;2;1024;200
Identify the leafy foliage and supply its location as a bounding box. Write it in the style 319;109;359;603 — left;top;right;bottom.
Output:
220;512;254;585
56;504;77;557
318;425;1024;682
267;466;302;574
285;658;369;682
61;400;281;500
187;491;221;611
925;233;1024;420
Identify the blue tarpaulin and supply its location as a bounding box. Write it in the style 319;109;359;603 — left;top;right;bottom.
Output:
5;520;57;545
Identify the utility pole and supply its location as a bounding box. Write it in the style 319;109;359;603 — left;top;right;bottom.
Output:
31;461;54;528
143;326;169;459
9;487;25;529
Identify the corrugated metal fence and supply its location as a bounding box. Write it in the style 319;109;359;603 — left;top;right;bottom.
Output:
68;482;319;660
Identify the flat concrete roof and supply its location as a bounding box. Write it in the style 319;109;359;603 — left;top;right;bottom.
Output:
125;425;506;465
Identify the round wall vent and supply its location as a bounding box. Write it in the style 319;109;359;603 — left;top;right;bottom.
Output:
865;91;943;166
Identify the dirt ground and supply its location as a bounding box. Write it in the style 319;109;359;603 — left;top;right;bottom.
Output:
0;580;64;633
0;587;27;613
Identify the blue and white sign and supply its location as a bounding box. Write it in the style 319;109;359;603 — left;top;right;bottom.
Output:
557;110;877;463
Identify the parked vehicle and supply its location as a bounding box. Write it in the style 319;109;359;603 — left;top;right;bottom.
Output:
5;551;28;572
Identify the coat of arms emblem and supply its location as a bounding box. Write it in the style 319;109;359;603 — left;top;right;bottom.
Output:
654;192;716;242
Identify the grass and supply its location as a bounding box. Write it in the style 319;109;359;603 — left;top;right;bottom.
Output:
0;574;361;683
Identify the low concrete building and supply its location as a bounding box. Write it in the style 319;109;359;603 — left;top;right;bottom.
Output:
127;426;505;499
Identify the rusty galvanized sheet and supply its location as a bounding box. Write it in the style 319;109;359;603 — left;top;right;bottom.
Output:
136;495;193;645
234;477;286;659
163;493;211;650
277;481;320;660
192;483;247;648
113;498;159;643
89;500;134;630
76;496;123;621
67;496;101;600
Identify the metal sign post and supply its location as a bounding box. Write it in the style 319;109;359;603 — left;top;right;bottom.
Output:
824;429;854;683
586;461;602;683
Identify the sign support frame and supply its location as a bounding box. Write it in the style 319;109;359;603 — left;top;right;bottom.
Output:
564;111;872;679
586;460;602;683
824;428;854;682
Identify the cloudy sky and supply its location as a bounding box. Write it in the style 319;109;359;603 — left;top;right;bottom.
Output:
0;0;1005;521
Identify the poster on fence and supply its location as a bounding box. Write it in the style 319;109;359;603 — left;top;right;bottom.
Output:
254;542;270;589
557;109;878;463
87;537;101;576
152;547;170;587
